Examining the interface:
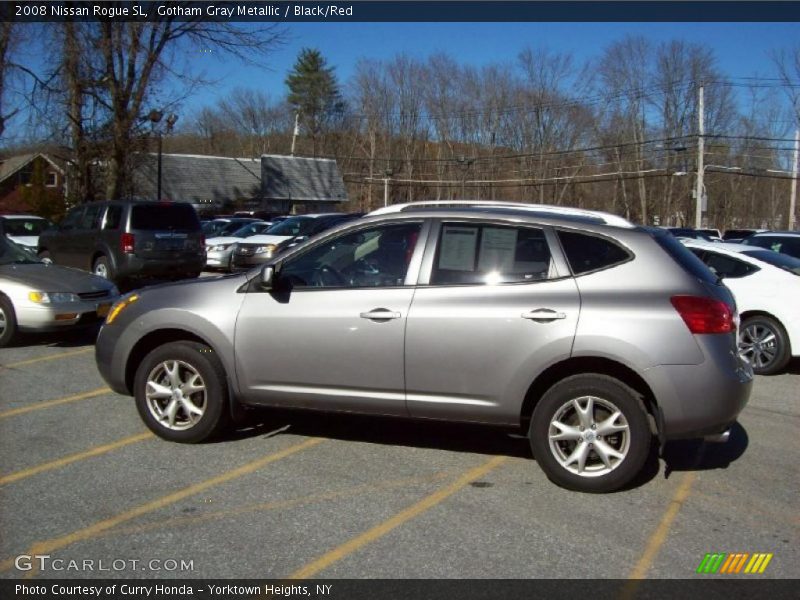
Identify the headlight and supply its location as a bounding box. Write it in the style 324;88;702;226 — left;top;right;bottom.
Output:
105;294;139;325
208;244;230;252
255;244;277;255
28;292;79;304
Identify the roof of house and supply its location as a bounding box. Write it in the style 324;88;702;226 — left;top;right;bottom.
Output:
261;154;347;202
131;153;263;204
0;153;66;184
130;153;348;204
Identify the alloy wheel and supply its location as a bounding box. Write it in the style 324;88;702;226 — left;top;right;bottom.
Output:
740;323;778;370
145;360;207;431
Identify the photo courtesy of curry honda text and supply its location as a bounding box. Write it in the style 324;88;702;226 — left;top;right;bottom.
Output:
95;201;753;493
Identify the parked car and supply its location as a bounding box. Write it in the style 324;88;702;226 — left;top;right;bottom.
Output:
96;200;751;493
37;201;205;286
740;231;800;259
0;215;55;250
205;221;273;271
665;227;721;242
231;213;362;270
722;228;765;242
202;218;261;238
0;235;119;346
682;239;800;375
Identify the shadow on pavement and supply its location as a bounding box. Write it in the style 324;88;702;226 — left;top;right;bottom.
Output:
662;421;749;477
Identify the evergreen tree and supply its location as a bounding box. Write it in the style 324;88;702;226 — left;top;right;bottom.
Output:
285;48;345;154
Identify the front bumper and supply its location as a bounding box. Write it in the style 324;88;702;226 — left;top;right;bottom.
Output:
16;298;117;332
205;248;234;269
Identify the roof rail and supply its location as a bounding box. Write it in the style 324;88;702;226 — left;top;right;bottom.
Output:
368;200;634;228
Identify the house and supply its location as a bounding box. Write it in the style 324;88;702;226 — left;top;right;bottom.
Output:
130;153;348;215
0;153;68;216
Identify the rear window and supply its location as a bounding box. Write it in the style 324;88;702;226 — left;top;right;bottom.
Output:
651;229;718;284
558;230;631;275
740;249;800;276
1;217;51;236
130;204;200;231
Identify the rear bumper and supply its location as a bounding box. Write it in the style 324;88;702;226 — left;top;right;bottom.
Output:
646;336;753;440
114;254;205;279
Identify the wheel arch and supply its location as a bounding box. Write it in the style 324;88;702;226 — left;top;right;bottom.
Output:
125;328;213;393
520;356;661;437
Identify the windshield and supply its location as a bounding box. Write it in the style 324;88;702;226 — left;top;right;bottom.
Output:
740;249;800;276
2;217;52;236
265;216;315;237
231;222;268;238
0;236;42;265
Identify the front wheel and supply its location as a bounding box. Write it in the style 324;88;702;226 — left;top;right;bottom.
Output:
38;250;53;264
739;315;791;375
0;295;18;347
134;341;230;443
530;374;652;493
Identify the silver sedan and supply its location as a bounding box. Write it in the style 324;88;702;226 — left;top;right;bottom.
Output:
0;236;119;346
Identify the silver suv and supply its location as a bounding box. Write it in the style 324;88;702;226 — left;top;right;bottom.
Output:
95;201;752;493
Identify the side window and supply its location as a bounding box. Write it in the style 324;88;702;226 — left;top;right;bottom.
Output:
431;223;553;285
699;251;758;279
59;206;85;231
558;230;630;275
280;222;422;289
104;205;123;230
79;204;102;230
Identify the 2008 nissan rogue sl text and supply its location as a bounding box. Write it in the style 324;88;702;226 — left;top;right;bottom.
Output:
95;201;753;492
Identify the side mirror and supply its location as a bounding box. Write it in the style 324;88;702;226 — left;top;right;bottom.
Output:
258;265;275;290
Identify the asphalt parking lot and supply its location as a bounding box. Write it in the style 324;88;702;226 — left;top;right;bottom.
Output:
0;320;798;581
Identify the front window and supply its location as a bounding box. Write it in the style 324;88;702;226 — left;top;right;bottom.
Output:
280;222;422;288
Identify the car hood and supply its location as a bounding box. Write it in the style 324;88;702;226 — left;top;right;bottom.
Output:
0;263;115;293
7;235;38;247
237;234;293;246
205;236;241;246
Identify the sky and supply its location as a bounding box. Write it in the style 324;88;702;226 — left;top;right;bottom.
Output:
184;21;800;116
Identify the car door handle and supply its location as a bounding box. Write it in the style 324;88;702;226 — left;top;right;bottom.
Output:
522;309;567;321
360;308;402;320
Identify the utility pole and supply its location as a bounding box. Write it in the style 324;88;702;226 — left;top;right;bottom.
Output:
383;169;393;207
290;113;299;156
790;128;799;231
695;84;705;229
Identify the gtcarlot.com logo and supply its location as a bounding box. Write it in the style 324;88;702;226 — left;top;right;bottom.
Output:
14;554;194;572
696;552;773;574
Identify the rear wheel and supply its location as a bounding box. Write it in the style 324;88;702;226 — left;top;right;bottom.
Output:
134;341;230;443
92;255;112;280
739;315;791;375
0;295;18;347
530;374;651;493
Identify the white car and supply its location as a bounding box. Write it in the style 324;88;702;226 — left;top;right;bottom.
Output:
682;239;800;374
205;221;272;270
0;214;54;249
0;235;119;346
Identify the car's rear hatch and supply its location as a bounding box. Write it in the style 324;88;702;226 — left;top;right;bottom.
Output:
129;203;204;259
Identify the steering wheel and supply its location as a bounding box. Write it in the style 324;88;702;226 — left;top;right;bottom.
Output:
310;265;347;287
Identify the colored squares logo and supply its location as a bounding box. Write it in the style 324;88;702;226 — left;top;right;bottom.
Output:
696;553;773;574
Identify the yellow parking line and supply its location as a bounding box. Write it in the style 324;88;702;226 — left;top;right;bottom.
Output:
1;347;94;369
0;387;111;419
0;432;154;486
620;472;696;596
0;437;324;575
289;455;507;579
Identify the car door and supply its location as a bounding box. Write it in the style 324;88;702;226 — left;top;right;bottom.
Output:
72;203;105;270
405;219;581;426
234;219;428;415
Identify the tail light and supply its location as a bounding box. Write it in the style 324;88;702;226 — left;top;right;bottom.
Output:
120;232;135;254
670;295;734;334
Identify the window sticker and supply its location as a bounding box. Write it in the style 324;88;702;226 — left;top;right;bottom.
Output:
439;226;478;271
478;227;517;272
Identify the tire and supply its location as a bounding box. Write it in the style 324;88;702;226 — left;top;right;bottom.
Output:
0;295;18;347
529;374;652;493
92;255;112;280
38;250;52;264
739;315;791;375
134;341;230;443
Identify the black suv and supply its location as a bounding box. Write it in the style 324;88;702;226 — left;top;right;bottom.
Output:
38;201;205;285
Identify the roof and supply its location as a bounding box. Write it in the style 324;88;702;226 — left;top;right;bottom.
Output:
0;153;66;184
369;200;635;228
261;155;347;203
131;153;263;204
